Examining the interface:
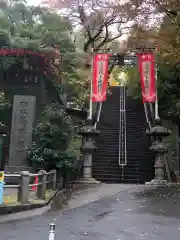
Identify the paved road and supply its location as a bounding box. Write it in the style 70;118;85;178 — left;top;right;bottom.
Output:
1;184;180;240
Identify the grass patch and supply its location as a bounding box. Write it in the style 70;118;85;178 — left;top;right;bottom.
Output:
3;195;18;205
1;190;56;206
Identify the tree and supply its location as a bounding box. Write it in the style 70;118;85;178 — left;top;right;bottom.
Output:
43;0;151;53
0;1;83;171
125;14;180;124
0;0;81;106
41;0;150;110
0;91;11;128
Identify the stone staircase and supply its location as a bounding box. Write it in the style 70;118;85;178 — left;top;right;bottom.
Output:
92;87;154;184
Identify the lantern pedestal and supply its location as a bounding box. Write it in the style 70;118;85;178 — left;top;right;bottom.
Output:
77;120;100;184
145;119;171;186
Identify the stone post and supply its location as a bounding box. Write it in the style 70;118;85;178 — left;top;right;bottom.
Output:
0;129;7;171
83;152;93;179
146;119;171;185
56;169;63;189
37;170;47;200
52;170;57;190
78;119;100;183
0;135;3;171
18;171;30;204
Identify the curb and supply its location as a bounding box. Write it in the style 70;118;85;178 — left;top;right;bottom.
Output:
0;204;51;223
0;188;69;223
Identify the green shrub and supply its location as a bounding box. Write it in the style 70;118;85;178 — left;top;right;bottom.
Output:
28;104;81;171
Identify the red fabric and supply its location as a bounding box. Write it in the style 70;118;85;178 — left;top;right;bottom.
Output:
137;52;156;103
92;53;109;102
0;48;47;59
31;176;38;191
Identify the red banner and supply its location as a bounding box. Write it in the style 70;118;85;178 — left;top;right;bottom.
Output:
137;52;156;103
92;53;109;102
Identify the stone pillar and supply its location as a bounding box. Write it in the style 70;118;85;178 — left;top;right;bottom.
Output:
0;135;3;171
77;120;100;184
37;170;47;200
83;152;93;179
52;170;57;190
0;127;7;171
146;119;171;185
154;154;165;180
0;133;5;171
18;171;30;204
7;95;36;172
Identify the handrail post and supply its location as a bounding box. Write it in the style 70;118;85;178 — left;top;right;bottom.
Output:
37;170;47;200
18;171;30;204
52;170;57;190
56;169;63;189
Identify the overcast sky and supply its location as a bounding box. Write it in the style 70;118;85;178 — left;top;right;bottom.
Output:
27;0;41;6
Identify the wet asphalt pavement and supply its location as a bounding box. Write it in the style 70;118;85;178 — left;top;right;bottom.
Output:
1;185;180;240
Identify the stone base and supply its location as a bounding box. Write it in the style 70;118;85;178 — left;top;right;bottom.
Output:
176;176;180;183
76;177;101;184
145;179;168;186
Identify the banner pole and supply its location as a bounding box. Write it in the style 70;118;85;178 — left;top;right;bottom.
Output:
155;59;160;120
93;102;102;129
144;103;151;130
87;47;94;121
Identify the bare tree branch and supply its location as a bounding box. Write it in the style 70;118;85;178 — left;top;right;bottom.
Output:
43;0;149;53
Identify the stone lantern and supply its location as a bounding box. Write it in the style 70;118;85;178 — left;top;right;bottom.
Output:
146;119;171;185
78;119;100;183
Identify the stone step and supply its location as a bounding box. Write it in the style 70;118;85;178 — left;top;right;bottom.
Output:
93;162;153;169
96;144;150;150
93;177;148;184
94;163;151;168
92;169;153;176
94;153;153;159
97;130;147;135
93;162;153;167
96;139;149;144
92;174;153;180
92;86;154;184
94;154;152;160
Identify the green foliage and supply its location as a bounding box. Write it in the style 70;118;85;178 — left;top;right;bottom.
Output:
125;6;180;124
125;66;141;98
0;1;85;172
0;0;82;104
157;62;180;122
125;57;180;123
0;91;11;127
28;104;80;171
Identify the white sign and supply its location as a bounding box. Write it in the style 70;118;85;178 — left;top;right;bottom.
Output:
142;61;151;94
